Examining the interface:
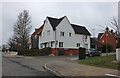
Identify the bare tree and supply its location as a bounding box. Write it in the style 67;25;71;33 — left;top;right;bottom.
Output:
109;16;120;48
109;16;119;36
13;10;32;49
7;36;18;51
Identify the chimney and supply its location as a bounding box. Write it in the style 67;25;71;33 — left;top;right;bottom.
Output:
106;27;109;31
111;30;113;34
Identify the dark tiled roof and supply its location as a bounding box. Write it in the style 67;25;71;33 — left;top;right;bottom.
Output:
71;24;91;35
98;33;103;39
47;16;65;30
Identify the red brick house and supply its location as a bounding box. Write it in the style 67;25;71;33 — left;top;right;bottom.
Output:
31;25;44;49
98;27;117;52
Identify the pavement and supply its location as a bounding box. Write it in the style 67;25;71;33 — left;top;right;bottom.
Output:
44;59;120;78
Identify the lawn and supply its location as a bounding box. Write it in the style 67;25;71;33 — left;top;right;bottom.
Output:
80;55;120;70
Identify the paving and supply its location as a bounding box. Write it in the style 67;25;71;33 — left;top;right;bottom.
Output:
44;59;120;78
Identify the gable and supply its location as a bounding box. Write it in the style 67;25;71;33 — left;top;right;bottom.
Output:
47;16;65;30
98;33;103;39
47;16;91;35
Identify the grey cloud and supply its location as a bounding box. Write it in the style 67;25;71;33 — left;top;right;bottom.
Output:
2;2;117;44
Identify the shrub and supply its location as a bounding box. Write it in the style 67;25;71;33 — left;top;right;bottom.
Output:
58;49;64;56
18;47;51;56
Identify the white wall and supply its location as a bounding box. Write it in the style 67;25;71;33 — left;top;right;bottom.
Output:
39;16;91;49
56;17;90;49
39;18;55;48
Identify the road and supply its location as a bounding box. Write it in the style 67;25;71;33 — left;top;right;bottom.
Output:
3;52;114;77
2;53;79;77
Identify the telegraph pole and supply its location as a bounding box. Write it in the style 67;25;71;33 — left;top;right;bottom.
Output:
92;29;95;38
106;27;108;56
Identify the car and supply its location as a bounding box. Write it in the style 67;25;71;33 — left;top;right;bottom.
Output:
85;48;101;57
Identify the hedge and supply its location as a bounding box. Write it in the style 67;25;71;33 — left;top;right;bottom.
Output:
101;43;113;53
18;47;51;56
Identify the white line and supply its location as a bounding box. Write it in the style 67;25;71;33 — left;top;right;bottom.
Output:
105;73;120;78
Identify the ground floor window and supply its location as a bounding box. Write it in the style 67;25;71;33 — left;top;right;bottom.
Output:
59;42;64;47
51;42;53;47
77;43;80;47
85;44;88;49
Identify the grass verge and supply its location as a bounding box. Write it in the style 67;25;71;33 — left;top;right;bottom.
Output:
80;55;120;70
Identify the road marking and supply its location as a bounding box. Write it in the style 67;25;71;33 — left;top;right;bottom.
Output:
105;73;120;78
70;58;78;60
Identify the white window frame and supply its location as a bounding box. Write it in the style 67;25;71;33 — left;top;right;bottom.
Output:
77;43;80;47
60;31;64;37
69;33;72;37
59;42;64;47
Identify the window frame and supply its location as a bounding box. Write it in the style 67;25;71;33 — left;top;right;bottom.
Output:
60;31;64;37
59;42;64;47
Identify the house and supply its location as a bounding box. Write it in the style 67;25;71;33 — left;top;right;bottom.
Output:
31;25;44;49
90;38;98;49
98;27;117;52
32;16;91;55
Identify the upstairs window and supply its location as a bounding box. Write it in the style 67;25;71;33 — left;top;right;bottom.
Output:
60;31;64;37
85;36;87;42
69;33;72;37
59;42;64;47
51;42;53;47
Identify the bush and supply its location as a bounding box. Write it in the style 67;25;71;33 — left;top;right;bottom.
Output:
101;43;113;53
117;37;120;48
18;47;51;56
58;49;64;56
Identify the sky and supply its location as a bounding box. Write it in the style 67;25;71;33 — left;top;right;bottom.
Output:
1;1;118;45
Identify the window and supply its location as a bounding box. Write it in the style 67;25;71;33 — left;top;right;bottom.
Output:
85;36;87;42
51;42;53;47
69;33;71;37
106;33;108;36
60;31;64;36
102;40;104;43
59;42;63;47
47;30;50;35
77;43;80;47
40;44;43;48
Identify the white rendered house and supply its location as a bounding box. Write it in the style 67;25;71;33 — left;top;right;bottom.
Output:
32;16;91;55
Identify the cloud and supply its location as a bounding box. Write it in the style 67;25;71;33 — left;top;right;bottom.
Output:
2;2;117;44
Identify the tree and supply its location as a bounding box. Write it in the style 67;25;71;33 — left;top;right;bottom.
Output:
13;10;32;49
109;16;120;36
7;36;19;51
109;16;120;48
